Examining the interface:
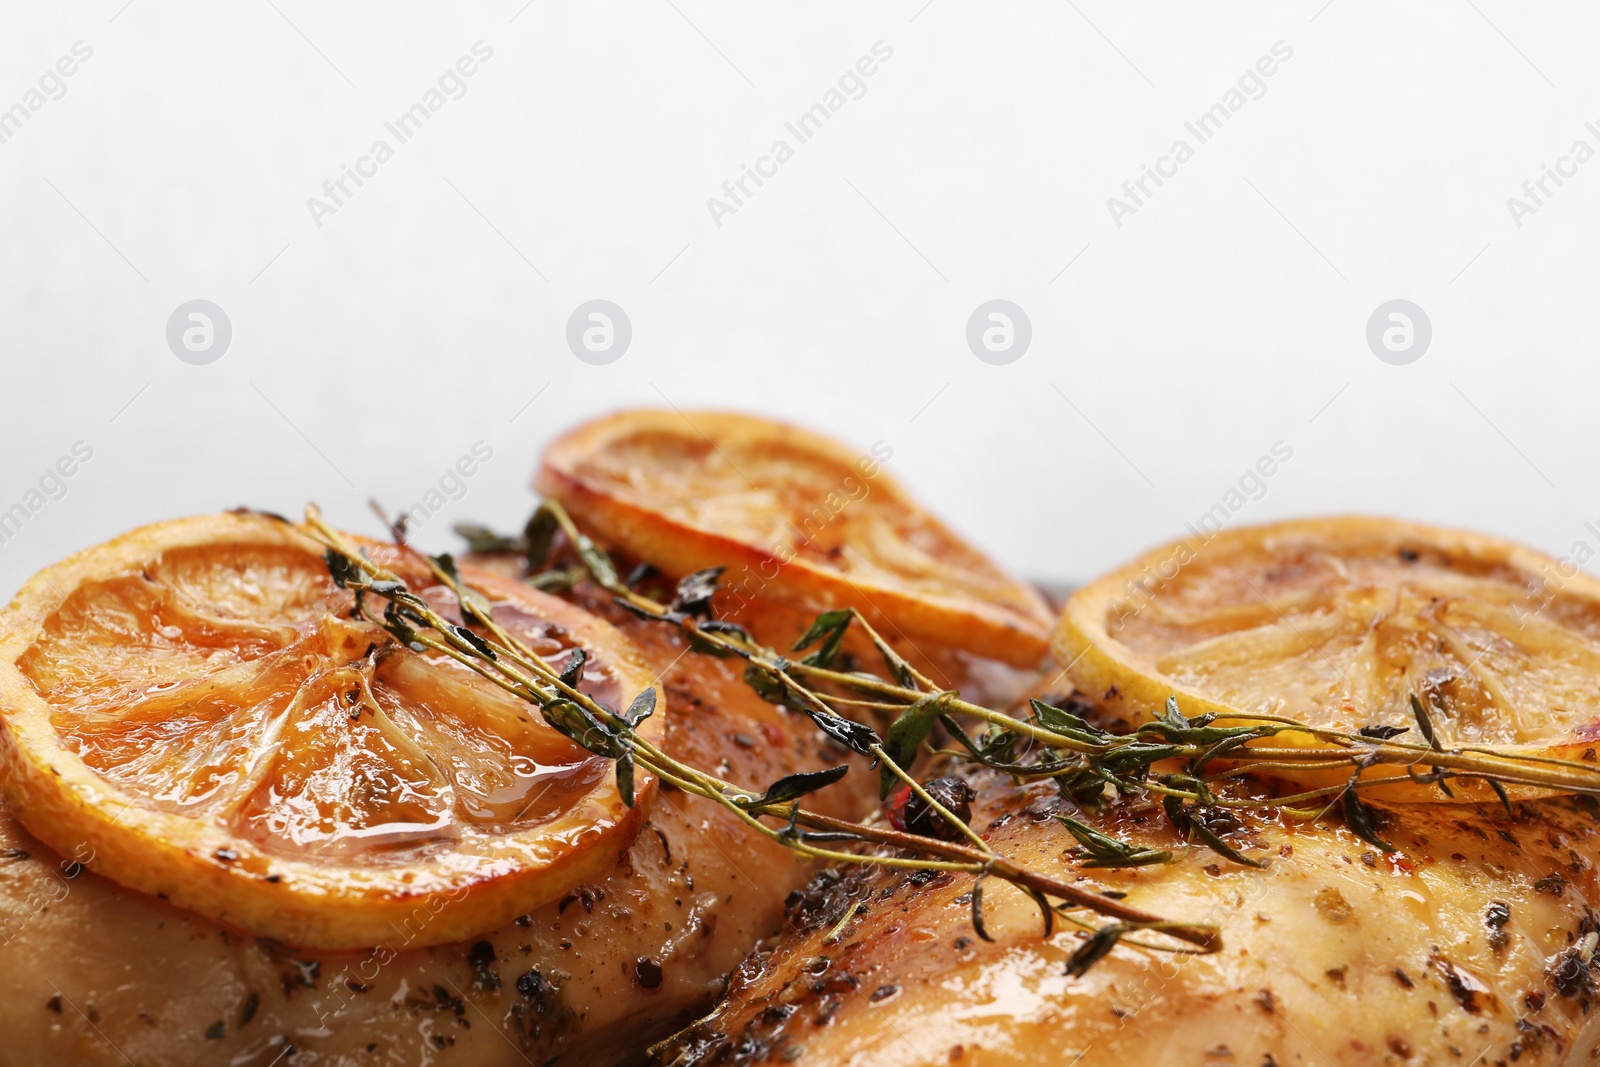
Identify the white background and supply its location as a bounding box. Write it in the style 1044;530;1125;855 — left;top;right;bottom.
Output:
0;1;1594;594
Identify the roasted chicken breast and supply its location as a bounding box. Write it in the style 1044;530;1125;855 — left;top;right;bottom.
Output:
657;755;1600;1067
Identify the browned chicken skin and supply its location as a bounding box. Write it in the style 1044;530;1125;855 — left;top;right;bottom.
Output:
657;757;1600;1067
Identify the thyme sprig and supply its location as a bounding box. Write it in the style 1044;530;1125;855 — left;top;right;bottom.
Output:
303;506;1220;965
496;502;1600;874
439;500;1600;968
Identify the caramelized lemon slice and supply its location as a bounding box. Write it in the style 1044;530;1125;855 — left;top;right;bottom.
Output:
536;409;1054;666
0;512;663;949
1057;516;1600;762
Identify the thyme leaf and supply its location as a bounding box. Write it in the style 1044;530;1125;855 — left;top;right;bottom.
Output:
1065;925;1125;978
745;766;851;808
1057;815;1171;869
881;691;955;798
791;609;853;668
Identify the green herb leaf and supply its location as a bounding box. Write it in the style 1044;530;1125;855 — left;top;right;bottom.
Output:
972;723;1019;767
1489;778;1515;819
526;567;584;593
1410;694;1443;752
453;522;523;555
880;692;954;798
1190;734;1252;778
450;624;497;661
1053;764;1111;807
1065;925;1124;978
970;873;994;942
743;663;788;704
670;567;725;619
616;752;635;808
542;699;623;759
791;609;853;668
622;687;656;728
431;552;463;585
430;552;494;620
1340;781;1397;853
523;507;559;571
1031;699;1109;744
1162;796;1263;868
558;648;586;689
1025;884;1055;937
325;549;370;590
747;765;850;808
801;705;881;757
1057;815;1171;869
380;600;427;652
698;619;751;641
574;535;618;588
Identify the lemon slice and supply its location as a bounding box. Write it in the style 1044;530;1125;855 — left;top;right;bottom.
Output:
535;409;1054;666
0;512;663;949
1057;516;1600;766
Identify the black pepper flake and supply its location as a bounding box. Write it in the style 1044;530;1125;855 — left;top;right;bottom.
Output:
1393;968;1414;989
761;1004;798;1026
1535;873;1568;896
1547;945;1595;998
1431;953;1487;1013
559;885;604;914
635;956;664;989
1486;901;1511;950
869;985;899;1003
516;969;549;999
205;1021;226;1040
213;848;238;863
467;940;500;991
239;991;260;1027
45;995;62;1014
